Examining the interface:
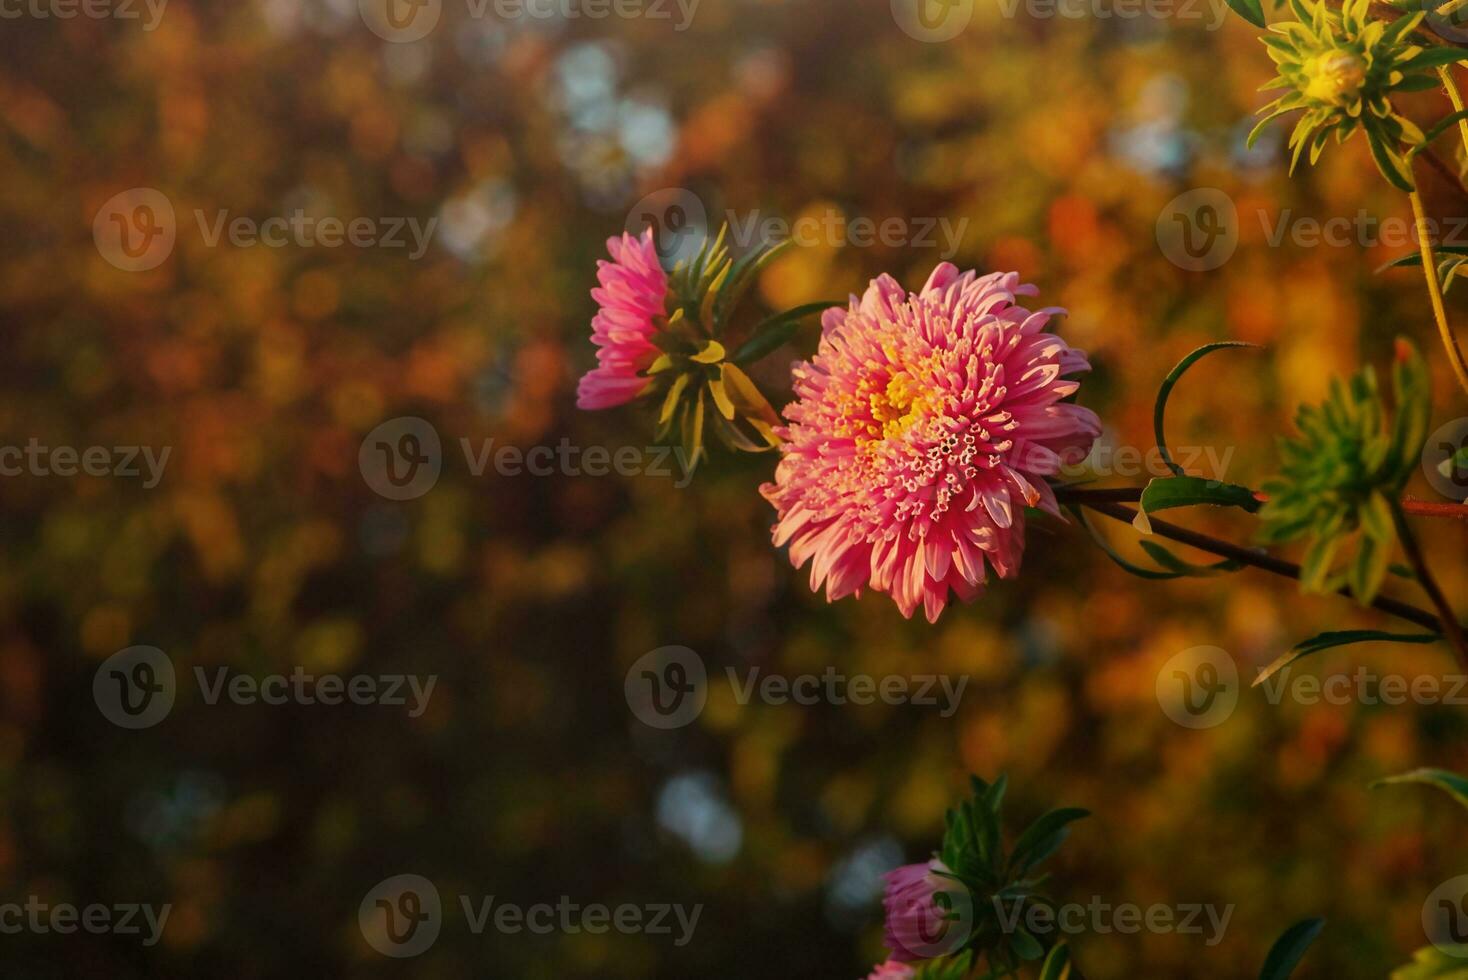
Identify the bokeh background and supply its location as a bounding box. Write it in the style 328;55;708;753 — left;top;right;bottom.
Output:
2;0;1468;975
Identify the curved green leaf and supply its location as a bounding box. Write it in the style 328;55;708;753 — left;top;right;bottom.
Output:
1154;342;1261;476
1373;768;1468;813
1252;630;1441;687
1039;942;1074;980
1259;917;1325;980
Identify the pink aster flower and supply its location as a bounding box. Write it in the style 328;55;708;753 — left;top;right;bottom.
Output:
761;264;1100;623
882;859;968;961
576;228;669;410
865;960;916;979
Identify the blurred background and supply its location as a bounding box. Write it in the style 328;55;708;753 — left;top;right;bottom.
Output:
2;0;1468;975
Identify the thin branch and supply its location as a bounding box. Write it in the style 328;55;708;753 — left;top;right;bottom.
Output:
1063;496;1446;633
1390;499;1468;666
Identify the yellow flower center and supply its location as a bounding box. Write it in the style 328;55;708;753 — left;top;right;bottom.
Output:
1303;52;1367;107
868;370;931;440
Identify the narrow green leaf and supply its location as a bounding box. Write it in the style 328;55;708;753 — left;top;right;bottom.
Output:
1039;943;1074;980
1154;342;1262;476
1227;0;1267;27
732;301;841;365
1007;807;1090;877
1252;630;1442;687
1138;539;1243;577
1373;768;1468;813
1072;506;1187;580
1259;917;1326;980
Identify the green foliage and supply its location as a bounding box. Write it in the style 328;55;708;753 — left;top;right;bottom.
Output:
1373;768;1468;813
1072;505;1243;580
648;230;829;465
931;775;1089;976
1259;918;1326;980
1257;340;1431;605
1381;245;1468;298
1249;0;1466;189
1253;630;1442;685
1392;945;1468;978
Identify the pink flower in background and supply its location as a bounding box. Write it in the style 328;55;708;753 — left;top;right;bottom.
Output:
865;960;916;979
762;264;1100;622
882;859;967;961
576;228;668;410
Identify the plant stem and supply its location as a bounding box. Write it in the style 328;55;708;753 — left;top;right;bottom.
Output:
1389;499;1468;667
1438;65;1468;160
1058;493;1446;633
1408;183;1468;397
1058;486;1468;520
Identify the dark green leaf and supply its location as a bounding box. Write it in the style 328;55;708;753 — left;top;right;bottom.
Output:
732;301;840;364
1259;917;1325;980
1039;942;1074;980
1252;631;1442;687
1226;0;1267;27
1007;807;1090;877
1135;476;1264;531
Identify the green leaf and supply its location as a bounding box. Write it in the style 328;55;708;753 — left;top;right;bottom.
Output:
1259;917;1325;980
1373;768;1468;813
1007;807;1090;877
1137;540;1244;576
1364;115;1417;191
713;238;793;329
1011;928;1045;961
1133;476;1263;533
731;302;841;364
1228;0;1267;27
1376;245;1468;272
1039;943;1074;980
1072;506;1188;580
1251;630;1442;687
1391;944;1468;979
1154;342;1262;476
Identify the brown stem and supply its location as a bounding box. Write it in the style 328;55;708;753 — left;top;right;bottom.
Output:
1061;486;1468;520
1064;497;1446;634
1402;495;1468;519
1390;500;1468;667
